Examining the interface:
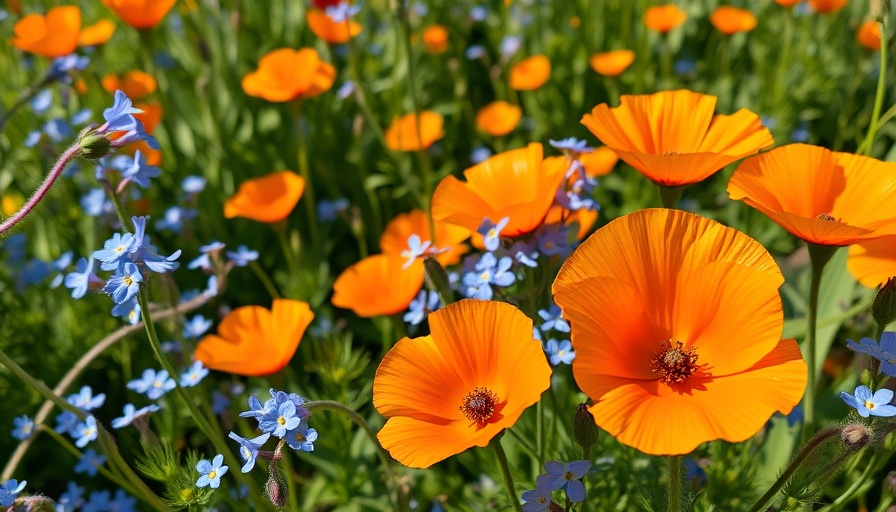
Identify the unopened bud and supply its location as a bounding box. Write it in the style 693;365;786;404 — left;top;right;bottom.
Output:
872;277;896;329
841;423;873;449
424;256;454;307
573;403;600;458
549;503;565;512
15;495;56;512
77;126;112;161
265;461;288;508
886;470;896;490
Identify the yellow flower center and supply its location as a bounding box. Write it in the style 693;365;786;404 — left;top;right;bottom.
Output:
277;416;287;426
865;401;876;410
208;470;217;480
480;271;491;281
650;340;700;385
460;386;500;430
295;432;306;442
488;229;497;238
115;246;124;253
153;381;163;388
123;276;133;286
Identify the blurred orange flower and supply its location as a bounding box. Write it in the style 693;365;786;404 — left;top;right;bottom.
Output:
582;90;773;187
475;101;523;136
553;208;806;455
848;237;896;288
380;209;470;266
589;50;635;77
127;140;161;165
102;0;175;29
774;0;803;6
242;48;335;102
544;206;598;240
374;300;551;468
422;25;449;54
306;8;361;44
809;0;848;13
510;55;551;91
102;70;157;100
385;112;445;151
580;146;619;177
645;4;687;33
195;299;314;376
857;21;882;51
78;19;116;46
224;171;305;223
332;255;424;317
432;143;568;237
710;6;758;35
12;6;81;57
135;102;163;134
729;144;896;247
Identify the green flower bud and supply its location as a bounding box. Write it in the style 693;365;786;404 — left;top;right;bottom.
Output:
14;496;56;512
77;127;112;161
424;256;454;307
872;277;896;329
573;403;600;458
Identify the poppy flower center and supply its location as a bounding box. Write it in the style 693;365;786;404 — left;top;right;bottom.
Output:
650;341;700;385
460;386;500;429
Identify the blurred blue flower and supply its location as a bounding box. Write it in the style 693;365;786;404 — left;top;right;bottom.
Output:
82;490;110;512
109;490;137;512
674;58;696;76
477;217;510;252
229;432;271;473
401;234;431;268
127;369;176;400
510;240;539;268
99;91;159;149
841;385;896;418
31;89;53;114
792;122;810;143
286;423;318;452
337;80;355;100
47;54;89;82
74;449;106;476
404;290;441;326
196;454;228;489
847;333;896;376
500;35;522;59
536;224;571;257
80;188;109;217
550;137;592;154
103;262;143;303
57;482;86;511
684;458;708;486
520;473;553;512
239;395;270;419
3;234;27;264
111;296;142;325
119;150;161;189
326;1;361;22
180;360;209;387
73;415;98;448
462;252;515;299
43;118;72;142
544;339;575;366
465;45;486;60
544;460;591;502
412;2;428;16
24;130;42;147
11;415;34;441
538;305;570;333
67;385;106;411
183;315;212;339
155;206;197;232
0;480;26;507
55;411;79;436
317;198;350;221
181;175;206;195
49;251;74;288
470;6;488;21
111;403;160;429
226;245;259;266
71;108;92;125
471;146;492;164
212;390;231;415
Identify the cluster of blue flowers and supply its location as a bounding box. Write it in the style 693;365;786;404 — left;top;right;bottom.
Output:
534;304;575;366
0;480;26;507
56;483;137;512
520;460;592;511
53;386;104;449
841;333;896;418
229;389;319;474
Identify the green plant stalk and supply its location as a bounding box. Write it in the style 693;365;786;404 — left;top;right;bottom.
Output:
659;34;673;88
292;102;321;254
536;400;544;464
747;426;841;512
96;428;172;511
863;20;889;156
135;291;271;512
0;347;85;419
858;101;896;155
658;185;683;209
822;450;894;511
102;181;131;230
493;437;523;512
667;455;683;512
249;260;281;299
802;244;837;440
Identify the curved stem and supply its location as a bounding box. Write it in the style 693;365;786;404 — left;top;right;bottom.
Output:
0;144;80;235
249;261;281;299
821;451;889;511
864;20;889;156
492;437;523;512
658;185;683;209
802;244;837;440
667;455;683;512
291;102;321;254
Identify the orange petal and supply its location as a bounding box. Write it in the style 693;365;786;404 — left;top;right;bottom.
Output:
385;112;445;151
857;21;882;51
809;0;848;13
580;146;619;177
79;19;116;46
589;50;635;77
306;8;361;44
422;25;449;54
709;6;758;35
848;236;896;288
102;0;176;29
377;415;504;468
475;101;523;136
379;209;470;266
12;6;81;57
509;55;551;91
134;102;162;134
224;171;305;223
242;48;327;102
332;255;424;317
645;4;687;32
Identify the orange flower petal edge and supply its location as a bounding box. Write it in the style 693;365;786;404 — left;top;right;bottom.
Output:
242;48;335;102
589;50;635;77
510;55;551;91
847;236;896;288
332;255;425;317
102;0;176;29
475;101;523;136
709;6;758;35
385;112;445;151
224;171;305;223
12;6;81;57
79;19;116;46
380;209;470;267
645;4;687;33
306;8;362;44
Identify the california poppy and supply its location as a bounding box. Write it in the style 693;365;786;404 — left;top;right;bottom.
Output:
728;144;896;247
847;237;896;288
12;6;81;57
475;101;523;136
78;19;116;46
645;4;687;33
101;0;176;29
581;90;773;187
306;8;361;44
709;6;758;35
102;70;156;100
195;299;314;376
380;209;470;266
431;143;568;237
332;255;424;317
242;48;335;102
374;299;551;468
224;171;305;223
857;21;882;51
509;55;551;91
422;25;449;54
589;50;635;77
134;102;163;134
553;208;806;455
385;112;445;152
809;0;849;13
544;206;598;240
580;146;619;177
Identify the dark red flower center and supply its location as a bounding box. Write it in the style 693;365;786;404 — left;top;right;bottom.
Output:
460;387;500;429
650;341;700;385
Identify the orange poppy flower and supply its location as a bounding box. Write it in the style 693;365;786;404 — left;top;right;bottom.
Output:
475;101;523;136
78;19;116;46
580;146;619;177
422;25;449;54
809;0;848;13
332;255;424;317
709;6;758;35
729;144;896;247
581;90;773;187
242;48;335;102
589;50;635;77
774;0;803;6
101;0;176;29
544;206;598;240
553;208;806;455
385;112;445;151
857;21;882;51
102;70;157;100
510;55;551;91
12;6;81;58
847;237;896;288
306;8;361;44
134;102;163;134
380;209;470;266
224;171;305;223
431;143;568;237
195;299;314;376
374;299;551;468
645;4;687;33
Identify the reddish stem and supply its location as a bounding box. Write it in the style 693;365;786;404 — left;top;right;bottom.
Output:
0;144;81;235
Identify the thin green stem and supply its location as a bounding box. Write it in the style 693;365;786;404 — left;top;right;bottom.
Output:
249;261;281;299
659;34;672;89
504;427;540;460
96;428;172;511
802;244;837;440
102;181;131;230
821;452;881;512
493;437;523;512
292;102;321;254
0;347;84;418
658;185;683;209
864;20;889;156
667;455;683;512
536;400;544;463
41;427;140;499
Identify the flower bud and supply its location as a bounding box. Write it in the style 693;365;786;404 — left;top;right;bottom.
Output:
573;403;600;458
77;126;112;161
872;277;896;329
16;496;57;512
266;461;288;508
841;423;873;449
424;256;454;307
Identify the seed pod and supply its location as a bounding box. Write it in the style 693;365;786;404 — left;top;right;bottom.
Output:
872;277;896;329
573;403;600;458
